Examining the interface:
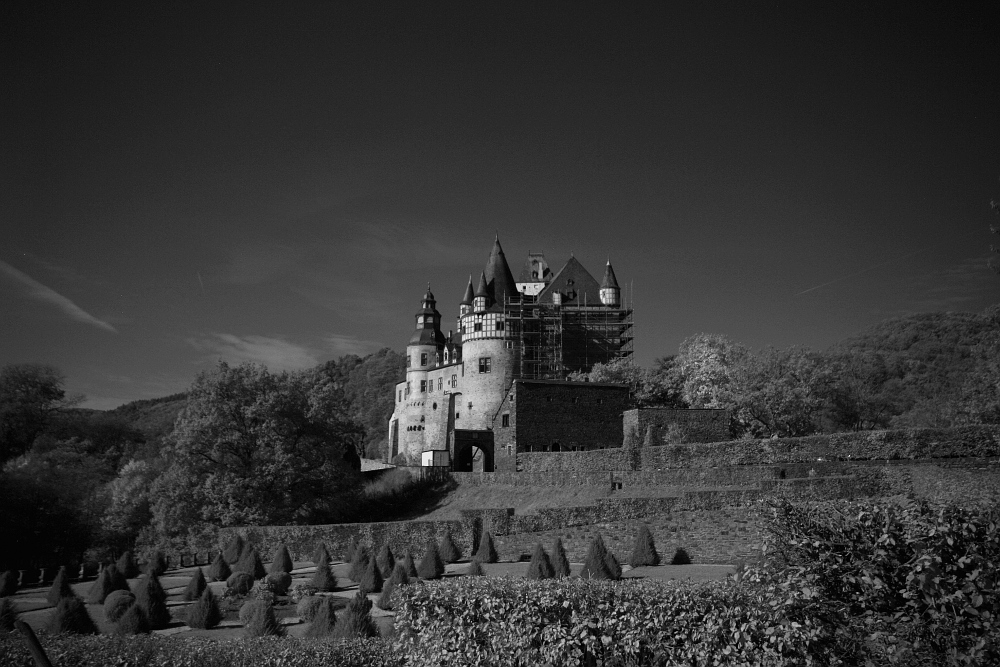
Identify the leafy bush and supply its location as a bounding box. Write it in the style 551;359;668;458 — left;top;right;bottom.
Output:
360;556;384;594
223;534;245;565
400;551;418;578
226;571;254;595
296;595;324;622
182;567;207;601
671;547;691;565
250;578;277;605
473;532;497;564
86;564;129;604
103;589;135;623
579;535;614;580
304;596;339;638
115;550;140;579
134;574;171;629
207;552;230;582
465;560;484;576
376;543;395;578
234;546;267;580
604;548;622;580
46;565;75;606
417;539;445;580
438;533;460;563
0;597;17;632
114;603;151;635
266;571;292;596
290;583;317;603
0;572;16;598
551;538;570;578
239;600;285;637
311;553;337;592
48;595;98;635
526;543;553;580
628;524;660;567
269;544;293;574
333;591;379;639
145;550;168;577
388;562;411;587
376;577;397;611
186;588;222;629
348;544;370;582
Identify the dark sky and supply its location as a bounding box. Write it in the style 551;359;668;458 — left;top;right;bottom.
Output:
2;3;997;409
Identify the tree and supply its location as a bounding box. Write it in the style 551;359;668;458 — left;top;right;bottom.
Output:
569;357;687;409
0;364;77;463
150;362;364;538
676;334;750;410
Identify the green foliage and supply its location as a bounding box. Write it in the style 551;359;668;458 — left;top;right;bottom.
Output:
376;543;395;578
182;567;207;601
296;595;324;622
304;596;340;638
473;532;498;564
207;552;230;582
311;553;337;592
113;603;151;635
185;588;222;629
465;560;484;577
46;565;75;606
48;595;98;635
360;555;384;594
526;543;553;580
580;535;619;580
0;597;17;632
104;589;135;623
0;363;73;463
438;532;460;563
239;599;285;637
569;356;688;409
400;551;418;578
376;577;397;611
226;572;254;595
145;549;167;576
629;524;660;567
86;564;129;604
134;573;171;630
388;562;411;587
0;572;16;597
348;543;370;582
115;550;140;579
670;547;691;565
265;571;292;596
314;541;332;565
417;538;445;580
269;544;293;574
333;591;379;639
344;537;358;562
234;546;267;580
223;535;245;565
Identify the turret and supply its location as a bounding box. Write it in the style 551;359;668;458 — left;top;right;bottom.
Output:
408;286;445;368
600;260;621;307
473;272;489;313
459;276;474;317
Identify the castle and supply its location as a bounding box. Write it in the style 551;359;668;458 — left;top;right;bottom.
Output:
387;236;635;472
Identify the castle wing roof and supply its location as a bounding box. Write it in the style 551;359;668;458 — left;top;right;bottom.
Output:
537;256;602;306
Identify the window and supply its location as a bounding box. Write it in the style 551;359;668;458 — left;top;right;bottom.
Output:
495;320;504;330
406;356;411;368
455;412;460;419
479;357;492;373
501;413;510;428
474;322;482;332
405;382;410;397
420;352;428;366
420;380;426;392
437;378;443;391
468;401;473;409
398;389;402;402
451;374;457;387
505;340;513;349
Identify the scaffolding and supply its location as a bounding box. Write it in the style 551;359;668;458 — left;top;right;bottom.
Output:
504;294;633;380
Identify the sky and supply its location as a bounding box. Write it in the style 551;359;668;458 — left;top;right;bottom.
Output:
2;3;998;409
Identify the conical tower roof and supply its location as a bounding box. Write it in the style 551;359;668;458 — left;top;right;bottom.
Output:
483;235;518;306
460;276;475;305
601;260;620;289
474;271;489;298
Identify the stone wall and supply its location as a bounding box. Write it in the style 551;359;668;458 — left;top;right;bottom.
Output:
623;408;730;446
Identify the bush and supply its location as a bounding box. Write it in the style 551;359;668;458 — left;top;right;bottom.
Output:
438;533;461;563
465;560;484;576
87;564;130;604
269;544;294;574
103;590;135;624
332;591;379;639
310;553;337;592
116;551;140;579
114;603;151;635
48;595;98;635
579;535;614;580
400;551;418;578
348;544;370;582
344;537;358;563
182;567;207;601
629;524;660;567
0;572;16;598
360;556;384;594
376;577;397;611
526;543;554;580
186;588;222;629
207;552;231;582
240;600;285;637
266;571;292;596
388;562;410;588
46;565;75;606
134;574;171;630
551;538;571;578
234;546;267;580
304;596;339;638
296;595;323;622
227;571;254;595
376;543;395;578
605;548;622;580
473;532;498;564
417;539;445;580
0;597;17;632
314;541;332;565
671;547;692;565
145;550;168;577
290;583;317;603
223;535;245;565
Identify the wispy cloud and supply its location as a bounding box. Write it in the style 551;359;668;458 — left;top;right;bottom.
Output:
187;334;319;371
324;334;385;357
0;259;117;333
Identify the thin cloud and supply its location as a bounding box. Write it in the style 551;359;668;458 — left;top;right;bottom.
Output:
0;259;117;333
187;333;319;371
324;334;385;357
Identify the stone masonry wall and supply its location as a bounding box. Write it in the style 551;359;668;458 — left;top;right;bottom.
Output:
623;408;730;446
511;381;629;453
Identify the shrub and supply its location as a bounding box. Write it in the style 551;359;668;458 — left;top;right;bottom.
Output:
551;538;571;578
579;536;613;580
348;544;370;582
526;543;554;580
250;578;276;605
269;544;293;574
234;546;267;580
145;550;168;577
290;583;317;603
48;595;98;635
376;543;395;579
473;531;498;564
400;551;418;578
629;524;660;567
332;591;379;639
376;577;397;611
360;556;384;594
114;603;151;635
239;600;285;637
296;595;324;622
87;564;130;604
223;535;245;565
116;551;140;579
266;571;292;596
207;552;231;582
226;571;254;595
314;541;332;565
103;589;135;624
0;597;17;632
182;567;207;601
310;553;337;592
438;532;461;563
134;574;171;630
0;572;16;597
605;549;622;580
186;588;222;629
46;566;75;606
465;560;484;577
304;596;339;638
344;537;358;563
671;547;692;565
388;562;410;587
417;539;445;580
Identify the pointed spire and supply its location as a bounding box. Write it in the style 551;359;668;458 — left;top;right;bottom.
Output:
483;235;518;306
601;261;620;289
460;276;474;305
475;271;489;298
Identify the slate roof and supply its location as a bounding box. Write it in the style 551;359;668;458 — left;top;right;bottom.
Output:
537;256;603;306
601;261;620;289
483;236;518;307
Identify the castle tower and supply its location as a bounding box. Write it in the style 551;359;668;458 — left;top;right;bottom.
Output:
600;260;621;307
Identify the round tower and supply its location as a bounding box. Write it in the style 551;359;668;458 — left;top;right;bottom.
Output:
600;260;621;307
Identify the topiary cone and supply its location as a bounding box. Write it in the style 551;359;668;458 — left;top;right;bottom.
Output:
438;532;461;563
465;560;485;576
417;538;445;580
332;591;378;639
551;538;571;578
269;544;293;574
473;531;498;564
48;596;98;635
579;535;612;580
375;543;395;579
46;566;75;606
207;552;230;582
375;577;396;610
182;567;207;601
400;551;418;578
344;537;358;563
114;603;151;635
628;524;660;567
186;588;222;629
526;543;554;580
234;546;267;580
310;553;337;592
223;535;245;565
145;550;168;577
314;541;331;566
359;556;384;594
304;596;339;638
348;544;370;582
135;574;171;630
116;551;140;579
387;562;410;588
0;597;18;631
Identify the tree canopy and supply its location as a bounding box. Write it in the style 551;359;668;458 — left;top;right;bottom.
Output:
0;363;76;463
